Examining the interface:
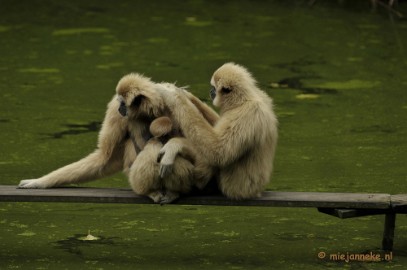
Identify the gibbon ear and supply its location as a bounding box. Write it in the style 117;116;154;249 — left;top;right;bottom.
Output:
221;87;232;94
131;95;145;107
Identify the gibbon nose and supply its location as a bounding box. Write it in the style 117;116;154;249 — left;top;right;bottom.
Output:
210;86;216;100
118;101;127;116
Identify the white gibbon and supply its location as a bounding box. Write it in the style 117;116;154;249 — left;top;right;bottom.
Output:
19;73;219;203
158;63;278;199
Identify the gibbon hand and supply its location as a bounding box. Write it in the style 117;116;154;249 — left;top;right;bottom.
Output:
155;84;187;108
156;148;173;179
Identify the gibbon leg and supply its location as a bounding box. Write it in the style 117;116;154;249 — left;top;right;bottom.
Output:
128;140;162;199
19;96;129;189
193;162;216;190
18;143;126;189
122;139;137;176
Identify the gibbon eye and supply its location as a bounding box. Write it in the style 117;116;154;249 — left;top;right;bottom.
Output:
131;95;144;107
221;87;232;94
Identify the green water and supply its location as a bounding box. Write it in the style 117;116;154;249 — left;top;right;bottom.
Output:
1;0;406;269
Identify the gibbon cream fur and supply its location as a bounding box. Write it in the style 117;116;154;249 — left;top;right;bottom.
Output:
19;73;218;203
159;63;278;199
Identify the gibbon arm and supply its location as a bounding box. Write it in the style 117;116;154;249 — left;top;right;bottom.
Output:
169;92;254;167
185;93;219;126
97;96;129;158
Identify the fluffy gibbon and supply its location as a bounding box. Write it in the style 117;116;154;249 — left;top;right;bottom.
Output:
158;63;278;199
19;73;219;203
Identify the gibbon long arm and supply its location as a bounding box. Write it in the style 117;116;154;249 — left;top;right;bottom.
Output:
169;92;256;167
184;92;219;126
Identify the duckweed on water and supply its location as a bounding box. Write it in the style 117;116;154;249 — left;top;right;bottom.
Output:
18;68;60;74
295;94;320;100
308;79;381;90
52;28;110;36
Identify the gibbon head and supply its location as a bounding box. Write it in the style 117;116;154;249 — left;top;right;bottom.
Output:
149;116;173;138
210;62;257;108
116;73;165;119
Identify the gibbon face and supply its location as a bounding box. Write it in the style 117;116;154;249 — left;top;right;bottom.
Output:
209;62;255;108
116;73;165;119
209;80;231;107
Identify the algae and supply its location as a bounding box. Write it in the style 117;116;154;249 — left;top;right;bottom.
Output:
52;28;110;36
307;79;381;90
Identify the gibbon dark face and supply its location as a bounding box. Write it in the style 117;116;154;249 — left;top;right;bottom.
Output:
132;95;144;107
118;100;127;116
221;87;232;94
210;86;216;100
118;94;146;117
210;85;232;101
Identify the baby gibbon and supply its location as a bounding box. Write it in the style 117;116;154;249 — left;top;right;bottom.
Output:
158;63;278;199
19;74;218;203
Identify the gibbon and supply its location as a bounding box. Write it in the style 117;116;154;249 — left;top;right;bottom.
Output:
158;63;278;199
19;73;219;203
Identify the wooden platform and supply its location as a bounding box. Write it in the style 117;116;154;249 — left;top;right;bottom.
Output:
0;185;406;251
0;185;394;208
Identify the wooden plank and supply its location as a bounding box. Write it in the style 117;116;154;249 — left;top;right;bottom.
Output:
0;185;151;204
390;194;407;213
0;185;392;209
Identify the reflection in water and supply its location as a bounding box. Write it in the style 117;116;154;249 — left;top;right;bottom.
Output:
54;234;119;257
43;121;101;139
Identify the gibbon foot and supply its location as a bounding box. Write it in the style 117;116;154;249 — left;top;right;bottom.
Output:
18;179;48;189
159;191;179;205
147;190;179;204
148;190;165;203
